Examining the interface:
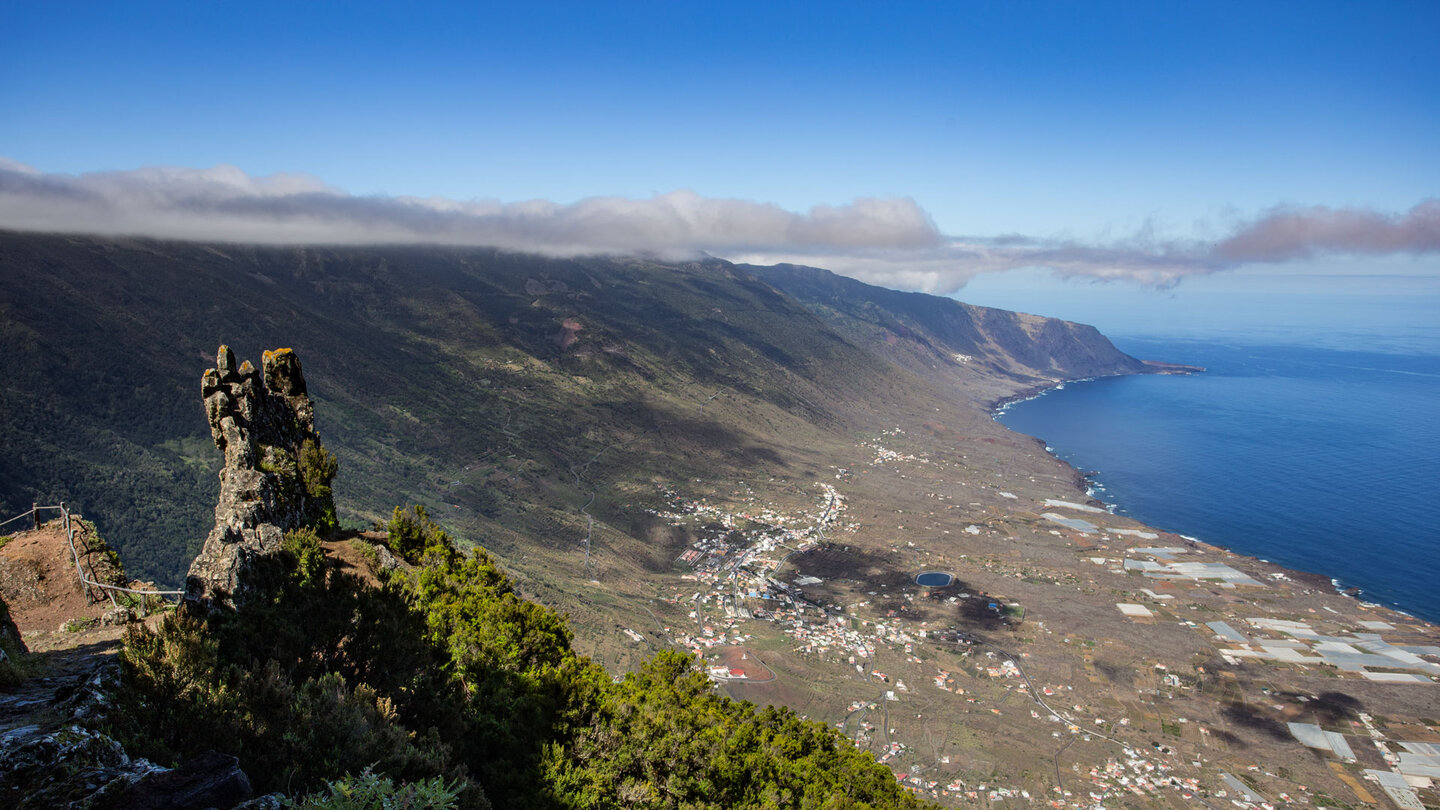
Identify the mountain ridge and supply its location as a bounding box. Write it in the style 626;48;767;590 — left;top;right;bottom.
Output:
740;261;1152;385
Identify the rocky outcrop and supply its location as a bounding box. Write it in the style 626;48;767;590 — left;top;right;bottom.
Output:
107;750;255;810
0;651;259;809
0;725;164;808
0;724;256;810
185;347;336;607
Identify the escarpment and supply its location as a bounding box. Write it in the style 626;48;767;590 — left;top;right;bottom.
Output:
185;346;337;606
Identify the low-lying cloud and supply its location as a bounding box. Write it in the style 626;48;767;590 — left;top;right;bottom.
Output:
2;159;1436;293
0;160;938;254
1214;201;1440;263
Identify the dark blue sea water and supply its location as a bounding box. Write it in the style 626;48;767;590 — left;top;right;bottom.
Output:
995;338;1440;623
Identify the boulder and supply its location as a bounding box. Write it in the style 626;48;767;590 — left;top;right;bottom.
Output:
232;794;285;809
49;662;117;724
373;542;407;573
105;750;254;810
0;724;257;809
101;607;135;627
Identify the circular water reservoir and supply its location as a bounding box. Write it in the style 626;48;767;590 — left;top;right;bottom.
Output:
914;571;953;588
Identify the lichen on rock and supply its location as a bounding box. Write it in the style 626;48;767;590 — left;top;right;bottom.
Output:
0;724;164;808
186;346;337;607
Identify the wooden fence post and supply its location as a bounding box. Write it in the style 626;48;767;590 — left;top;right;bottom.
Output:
32;502;38;530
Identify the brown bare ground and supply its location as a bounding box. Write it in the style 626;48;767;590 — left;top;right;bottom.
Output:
715;645;775;681
1;523;118;639
320;534;387;588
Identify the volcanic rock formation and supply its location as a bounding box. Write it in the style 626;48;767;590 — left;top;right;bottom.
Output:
185;346;336;606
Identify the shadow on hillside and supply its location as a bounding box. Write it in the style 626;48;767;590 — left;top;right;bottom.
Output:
953;588;1009;632
773;545;1010;632
559;396;790;483
1093;659;1135;688
1306;691;1364;724
1221;701;1290;741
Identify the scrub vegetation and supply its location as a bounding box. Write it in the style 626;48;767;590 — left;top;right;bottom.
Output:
106;507;926;809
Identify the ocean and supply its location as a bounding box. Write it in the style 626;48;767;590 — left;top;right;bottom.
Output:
995;337;1440;623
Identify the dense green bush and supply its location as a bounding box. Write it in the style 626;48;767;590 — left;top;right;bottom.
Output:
110;528;471;804
299;438;339;531
544;650;923;810
404;523;607;808
385;504;452;565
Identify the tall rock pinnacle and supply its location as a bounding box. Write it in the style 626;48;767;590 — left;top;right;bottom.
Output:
185;346;337;606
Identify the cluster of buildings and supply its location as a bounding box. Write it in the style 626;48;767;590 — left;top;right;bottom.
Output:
649;481;893;667
1067;753;1202;807
669;610;750;655
863;430;930;467
982;652;1022;680
866;443;929;466
931;781;1027;804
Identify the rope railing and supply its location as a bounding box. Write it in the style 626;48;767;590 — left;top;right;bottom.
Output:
2;503;185;608
0;506;48;530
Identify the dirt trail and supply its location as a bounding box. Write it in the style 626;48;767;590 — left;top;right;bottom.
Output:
0;636;123;741
0;521;160;741
321;533;389;588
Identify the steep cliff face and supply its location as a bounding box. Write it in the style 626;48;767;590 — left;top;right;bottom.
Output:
743;262;1149;381
186;346;336;606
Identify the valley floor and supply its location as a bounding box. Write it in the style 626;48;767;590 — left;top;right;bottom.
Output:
533;408;1440;809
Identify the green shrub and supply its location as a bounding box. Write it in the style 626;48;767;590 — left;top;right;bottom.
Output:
544;650;924;810
352;538;381;573
288;769;461;810
385;505;453;565
282;528;327;589
109;610;243;761
299;438;339;531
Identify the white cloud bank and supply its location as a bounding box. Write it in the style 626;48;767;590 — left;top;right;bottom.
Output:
2;159;1436;293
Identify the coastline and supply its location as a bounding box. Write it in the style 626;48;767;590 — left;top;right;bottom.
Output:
985;359;1205;415
990;364;1438;629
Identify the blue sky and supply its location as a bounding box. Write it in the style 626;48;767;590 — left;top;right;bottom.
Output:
3;0;1437;343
